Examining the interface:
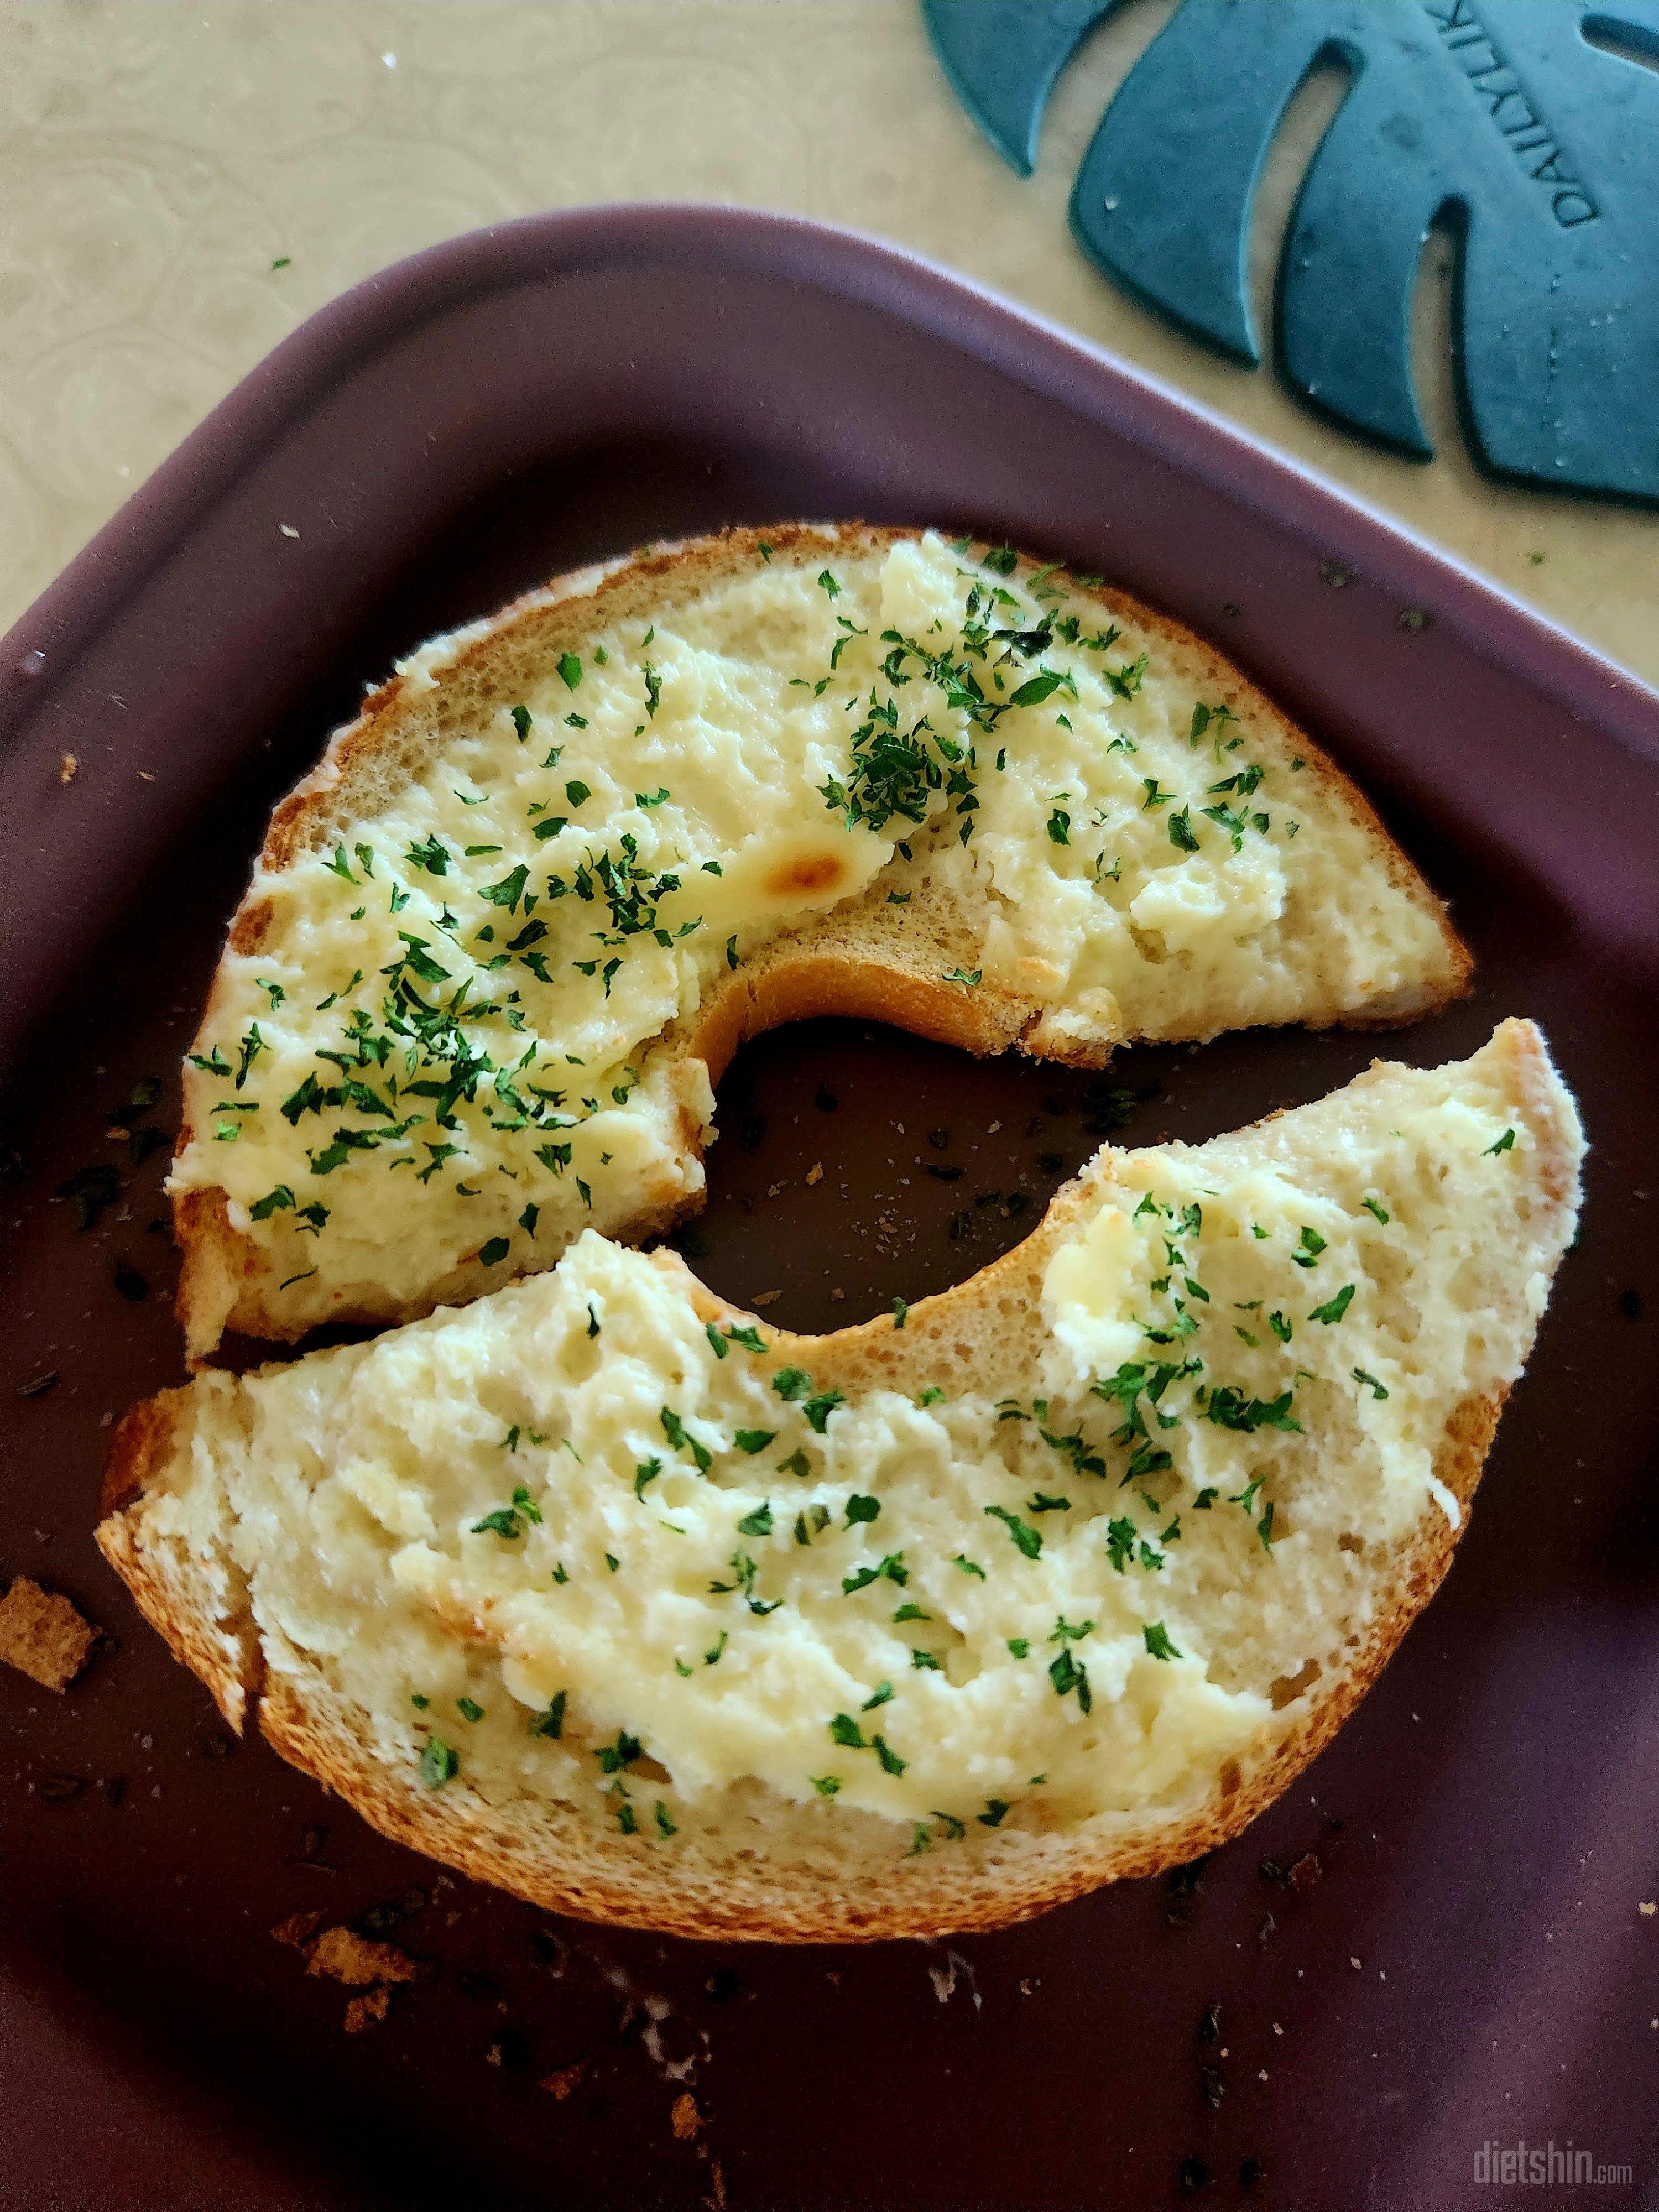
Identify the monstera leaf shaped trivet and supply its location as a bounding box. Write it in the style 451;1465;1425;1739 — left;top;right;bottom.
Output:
924;0;1659;501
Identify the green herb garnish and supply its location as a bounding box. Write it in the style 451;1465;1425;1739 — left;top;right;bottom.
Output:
419;1739;460;1787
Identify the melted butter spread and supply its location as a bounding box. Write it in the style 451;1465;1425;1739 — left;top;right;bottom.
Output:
171;534;1454;1332
150;1040;1572;1838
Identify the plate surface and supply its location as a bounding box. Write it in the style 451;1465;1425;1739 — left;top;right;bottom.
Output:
2;206;1656;2212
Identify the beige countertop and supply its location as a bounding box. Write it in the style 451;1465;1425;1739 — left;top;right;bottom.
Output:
3;0;1655;683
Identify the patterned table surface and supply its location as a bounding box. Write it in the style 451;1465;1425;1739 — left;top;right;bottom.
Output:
3;0;1655;685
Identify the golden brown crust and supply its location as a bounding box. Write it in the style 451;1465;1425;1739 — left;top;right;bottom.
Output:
679;940;1032;1089
171;523;1470;1361
100;1390;190;1519
95;1389;259;1732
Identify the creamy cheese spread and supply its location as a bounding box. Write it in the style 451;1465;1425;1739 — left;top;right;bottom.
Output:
171;534;1453;1332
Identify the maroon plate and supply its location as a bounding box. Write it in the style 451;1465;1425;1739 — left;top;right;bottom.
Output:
2;206;1656;2212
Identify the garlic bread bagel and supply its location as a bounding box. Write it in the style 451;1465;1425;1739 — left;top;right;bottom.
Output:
104;1021;1580;1942
169;526;1469;1359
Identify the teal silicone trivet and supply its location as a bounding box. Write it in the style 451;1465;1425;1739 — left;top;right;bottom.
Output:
924;0;1659;501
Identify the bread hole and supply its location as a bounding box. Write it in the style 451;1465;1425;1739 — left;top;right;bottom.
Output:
1219;1757;1243;1798
674;1015;1165;1334
1127;924;1168;965
1337;1531;1365;1556
1267;1657;1322;1710
633;1753;671;1786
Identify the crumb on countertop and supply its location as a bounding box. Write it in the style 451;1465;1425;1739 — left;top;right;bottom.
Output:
305;1925;422;1986
343;1986;392;2033
0;1576;98;1691
274;1913;420;2032
59;752;77;786
539;2062;587;2100
272;1910;327;1949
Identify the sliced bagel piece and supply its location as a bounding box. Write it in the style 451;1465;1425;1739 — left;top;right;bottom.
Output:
169;525;1469;1359
105;1019;1579;1942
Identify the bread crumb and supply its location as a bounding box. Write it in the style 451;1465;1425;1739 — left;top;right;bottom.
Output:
343;1986;390;2032
671;2091;701;2140
805;1163;823;1186
58;752;77;786
271;1910;326;1949
539;2062;587;2100
706;2156;727;2210
750;1290;782;1308
831;1287;844;1301
137;770;156;782
1349;1956;1363;1970
1641;1902;1655;1917
987;1120;1001;1134
1289;1851;1321;1894
0;1577;98;1691
306;1926;421;1986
